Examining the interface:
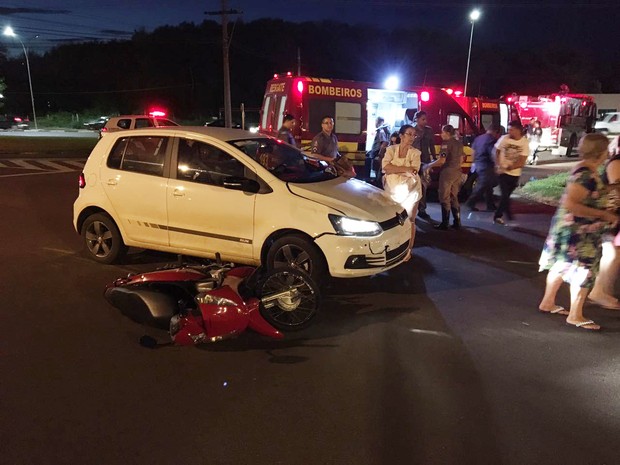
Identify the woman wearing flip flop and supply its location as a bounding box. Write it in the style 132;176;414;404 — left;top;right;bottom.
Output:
538;133;619;331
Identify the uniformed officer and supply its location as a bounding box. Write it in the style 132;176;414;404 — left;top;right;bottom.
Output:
277;114;297;147
310;116;339;161
412;111;436;221
435;125;465;230
466;124;503;212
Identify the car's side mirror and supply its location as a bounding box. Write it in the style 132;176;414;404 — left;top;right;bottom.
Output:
222;177;260;193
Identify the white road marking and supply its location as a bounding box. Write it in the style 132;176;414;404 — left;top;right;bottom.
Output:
0;158;85;175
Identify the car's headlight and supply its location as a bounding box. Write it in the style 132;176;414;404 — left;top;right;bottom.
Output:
329;214;382;236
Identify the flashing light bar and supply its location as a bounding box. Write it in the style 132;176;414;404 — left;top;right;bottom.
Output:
149;110;166;117
420;91;430;102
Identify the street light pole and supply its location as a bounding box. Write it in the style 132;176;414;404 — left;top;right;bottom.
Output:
464;9;480;98
3;27;38;129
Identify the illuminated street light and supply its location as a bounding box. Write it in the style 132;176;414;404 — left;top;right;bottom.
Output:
384;75;399;91
464;9;481;98
3;26;38;129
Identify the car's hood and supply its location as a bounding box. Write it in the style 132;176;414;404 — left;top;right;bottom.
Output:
594;121;608;128
287;178;403;222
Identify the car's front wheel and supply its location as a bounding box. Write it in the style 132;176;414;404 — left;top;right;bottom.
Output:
82;213;127;264
266;235;327;284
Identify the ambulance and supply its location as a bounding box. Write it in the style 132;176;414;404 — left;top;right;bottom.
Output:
509;92;597;156
259;74;518;189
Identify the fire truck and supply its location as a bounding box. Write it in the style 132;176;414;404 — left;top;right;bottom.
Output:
259;74;518;190
509;92;597;156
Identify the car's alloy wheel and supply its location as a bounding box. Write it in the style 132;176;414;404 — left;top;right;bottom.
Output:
82;213;126;264
266;235;327;285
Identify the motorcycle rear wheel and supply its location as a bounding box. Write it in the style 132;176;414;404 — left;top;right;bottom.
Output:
256;267;320;331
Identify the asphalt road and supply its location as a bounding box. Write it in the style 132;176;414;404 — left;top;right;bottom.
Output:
2;167;620;465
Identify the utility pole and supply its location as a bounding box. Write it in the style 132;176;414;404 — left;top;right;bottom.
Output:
297;47;301;76
206;1;241;128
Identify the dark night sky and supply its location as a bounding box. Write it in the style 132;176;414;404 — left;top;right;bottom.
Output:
1;0;618;57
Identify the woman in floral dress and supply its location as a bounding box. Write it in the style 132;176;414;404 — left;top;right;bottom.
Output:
538;133;619;330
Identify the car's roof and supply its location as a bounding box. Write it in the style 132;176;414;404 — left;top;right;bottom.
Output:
108;115;174;119
108;126;266;142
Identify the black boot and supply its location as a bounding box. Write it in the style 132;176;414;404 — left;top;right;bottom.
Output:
435;207;450;230
451;207;461;229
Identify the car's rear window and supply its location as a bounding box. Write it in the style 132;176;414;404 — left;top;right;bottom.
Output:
107;136;168;176
155;118;179;127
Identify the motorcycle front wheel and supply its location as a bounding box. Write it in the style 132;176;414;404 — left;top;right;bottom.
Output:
256;267;320;331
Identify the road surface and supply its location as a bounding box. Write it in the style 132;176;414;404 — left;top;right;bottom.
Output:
1;166;619;465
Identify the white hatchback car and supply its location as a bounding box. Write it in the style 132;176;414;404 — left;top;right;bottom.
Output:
595;112;620;135
73;127;412;281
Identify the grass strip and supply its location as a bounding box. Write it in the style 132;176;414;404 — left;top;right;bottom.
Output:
518;172;569;207
0;136;97;157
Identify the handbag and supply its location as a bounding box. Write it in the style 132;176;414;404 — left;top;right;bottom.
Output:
333;154;356;178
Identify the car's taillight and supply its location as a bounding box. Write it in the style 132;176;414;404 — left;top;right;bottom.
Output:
79;172;86;188
14;117;22;122
101;127;108;132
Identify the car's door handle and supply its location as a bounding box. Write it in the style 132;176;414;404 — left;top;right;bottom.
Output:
173;189;185;197
107;179;117;186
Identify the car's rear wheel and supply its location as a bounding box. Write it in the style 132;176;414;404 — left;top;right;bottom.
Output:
82;213;127;264
266;235;327;284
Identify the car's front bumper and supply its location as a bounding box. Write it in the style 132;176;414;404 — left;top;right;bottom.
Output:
315;221;412;278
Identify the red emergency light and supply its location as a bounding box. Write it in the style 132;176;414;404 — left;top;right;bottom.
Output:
149;110;166;117
273;73;279;79
420;91;430;102
286;71;292;77
454;91;463;97
445;88;454;95
296;80;305;94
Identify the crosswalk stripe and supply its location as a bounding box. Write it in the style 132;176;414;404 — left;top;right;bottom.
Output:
37;160;74;172
0;158;86;172
7;160;45;169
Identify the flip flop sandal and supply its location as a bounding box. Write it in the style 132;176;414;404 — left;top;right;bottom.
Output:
538;306;569;316
566;320;601;331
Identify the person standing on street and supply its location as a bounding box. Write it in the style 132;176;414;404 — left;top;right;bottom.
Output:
277;114;297;147
309;116;356;178
493;121;529;225
412;111;436;221
382;124;423;261
435;125;465;230
538;133;618;331
367;117;389;182
466;124;503;212
589;146;620;310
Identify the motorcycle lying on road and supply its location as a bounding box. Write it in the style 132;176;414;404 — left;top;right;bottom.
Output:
104;256;320;345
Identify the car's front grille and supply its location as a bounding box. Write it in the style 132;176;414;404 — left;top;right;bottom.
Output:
379;209;408;231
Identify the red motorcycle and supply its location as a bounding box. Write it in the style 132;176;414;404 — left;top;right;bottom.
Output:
104;257;320;345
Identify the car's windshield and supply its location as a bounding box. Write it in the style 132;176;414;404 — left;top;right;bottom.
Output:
229;138;337;183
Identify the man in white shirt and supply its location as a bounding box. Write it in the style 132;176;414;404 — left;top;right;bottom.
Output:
493;120;529;225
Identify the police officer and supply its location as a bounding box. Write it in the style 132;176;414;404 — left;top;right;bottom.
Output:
435;125;464;230
466;124;502;212
310;116;338;161
278;114;297;147
412;111;436;221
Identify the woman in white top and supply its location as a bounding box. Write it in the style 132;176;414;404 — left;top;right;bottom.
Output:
382;124;423;260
